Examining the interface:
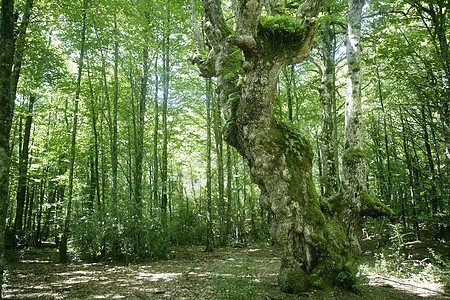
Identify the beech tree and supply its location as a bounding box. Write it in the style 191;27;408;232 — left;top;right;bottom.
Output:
190;0;394;292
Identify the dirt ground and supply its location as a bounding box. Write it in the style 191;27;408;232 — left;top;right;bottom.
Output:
3;245;449;299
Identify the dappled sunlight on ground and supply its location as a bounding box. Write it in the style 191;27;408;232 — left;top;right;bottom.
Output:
4;245;449;299
365;272;448;298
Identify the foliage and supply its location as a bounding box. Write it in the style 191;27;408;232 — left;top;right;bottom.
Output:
278;120;312;161
259;15;304;50
359;220;449;286
337;270;359;291
1;0;448;296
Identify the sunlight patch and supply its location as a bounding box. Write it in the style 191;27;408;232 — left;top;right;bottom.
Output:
137;272;181;281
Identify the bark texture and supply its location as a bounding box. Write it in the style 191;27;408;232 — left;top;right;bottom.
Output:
14;96;35;241
318;21;339;198
194;0;370;292
341;0;365;256
0;0;16;297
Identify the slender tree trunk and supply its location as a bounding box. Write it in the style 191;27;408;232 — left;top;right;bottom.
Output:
153;57;159;217
14;95;35;244
35;175;46;246
161;33;170;223
10;0;33;114
234;151;240;242
86;59;101;213
242;158;247;245
318;21;339;197
134;48;149;219
372;54;393;205
25;185;34;235
111;17;119;211
214;90;225;245
59;5;87;262
0;0;16;296
420;105;439;214
205;78;213;252
226;144;232;242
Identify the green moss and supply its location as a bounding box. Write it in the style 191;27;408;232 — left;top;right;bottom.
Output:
328;192;344;213
221;47;244;140
221;48;244;86
361;191;396;217
259;15;304;52
337;270;358;291
343;148;365;161
281;268;309;294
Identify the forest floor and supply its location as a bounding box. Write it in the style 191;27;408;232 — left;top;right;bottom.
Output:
3;239;450;300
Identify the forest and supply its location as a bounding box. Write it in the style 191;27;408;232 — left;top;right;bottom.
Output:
0;0;448;299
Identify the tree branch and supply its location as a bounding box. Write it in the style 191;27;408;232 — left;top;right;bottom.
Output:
230;0;264;50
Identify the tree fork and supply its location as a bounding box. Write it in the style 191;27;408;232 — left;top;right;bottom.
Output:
194;0;395;292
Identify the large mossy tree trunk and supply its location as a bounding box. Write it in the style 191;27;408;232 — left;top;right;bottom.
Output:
193;0;371;292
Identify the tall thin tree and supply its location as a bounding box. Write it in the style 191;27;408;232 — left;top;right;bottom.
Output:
0;0;16;295
13;95;36;245
59;1;87;263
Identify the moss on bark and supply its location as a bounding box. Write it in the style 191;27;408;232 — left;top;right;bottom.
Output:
343;148;365;161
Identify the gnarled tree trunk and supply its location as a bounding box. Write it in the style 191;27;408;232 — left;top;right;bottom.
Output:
192;0;391;292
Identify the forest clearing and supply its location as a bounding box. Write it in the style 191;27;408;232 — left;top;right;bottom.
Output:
0;0;449;298
3;235;450;299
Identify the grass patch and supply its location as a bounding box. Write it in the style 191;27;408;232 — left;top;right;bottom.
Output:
207;249;266;299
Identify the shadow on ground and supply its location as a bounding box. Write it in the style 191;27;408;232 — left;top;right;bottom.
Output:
3;245;448;299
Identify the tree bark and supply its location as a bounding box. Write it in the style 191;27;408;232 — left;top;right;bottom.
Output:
14;95;35;243
193;0;387;292
111;17;119;211
226;144;232;240
318;20;339;198
0;0;16;296
214;89;226;246
134;48;149;219
10;0;33;116
152;56;159;218
86;58;101;213
205;78;213;252
341;0;366;257
161;26;170;222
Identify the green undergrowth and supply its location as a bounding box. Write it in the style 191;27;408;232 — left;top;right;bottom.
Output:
359;220;450;286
